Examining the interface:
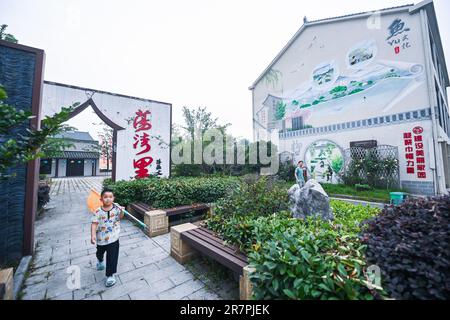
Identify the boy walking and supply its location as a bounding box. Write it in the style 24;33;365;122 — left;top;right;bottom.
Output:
90;189;124;287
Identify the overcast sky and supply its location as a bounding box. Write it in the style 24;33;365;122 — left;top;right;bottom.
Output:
1;0;449;141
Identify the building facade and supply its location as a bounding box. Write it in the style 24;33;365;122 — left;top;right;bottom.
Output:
250;0;450;195
39;131;101;177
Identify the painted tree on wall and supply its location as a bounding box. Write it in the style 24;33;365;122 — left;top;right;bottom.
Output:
275;101;286;120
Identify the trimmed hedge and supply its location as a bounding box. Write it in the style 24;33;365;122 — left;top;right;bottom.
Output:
105;176;239;209
362;196;450;300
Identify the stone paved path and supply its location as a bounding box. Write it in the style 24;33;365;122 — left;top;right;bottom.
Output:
21;177;237;300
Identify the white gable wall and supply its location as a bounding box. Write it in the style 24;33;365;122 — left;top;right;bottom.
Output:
251;7;449;195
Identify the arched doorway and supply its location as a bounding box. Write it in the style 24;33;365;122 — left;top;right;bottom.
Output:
63;98;125;181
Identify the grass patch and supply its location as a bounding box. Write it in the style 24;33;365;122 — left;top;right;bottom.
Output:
284;181;404;203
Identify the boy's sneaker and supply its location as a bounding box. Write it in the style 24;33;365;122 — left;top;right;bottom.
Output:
105;275;116;287
96;261;105;271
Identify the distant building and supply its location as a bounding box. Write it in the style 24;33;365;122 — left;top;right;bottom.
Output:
39;131;100;177
250;0;450;195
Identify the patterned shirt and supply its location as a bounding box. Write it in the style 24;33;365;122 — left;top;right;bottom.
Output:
91;205;122;246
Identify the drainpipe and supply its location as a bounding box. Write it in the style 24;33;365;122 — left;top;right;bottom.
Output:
420;9;445;195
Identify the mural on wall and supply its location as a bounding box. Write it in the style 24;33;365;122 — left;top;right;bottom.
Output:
304;140;344;184
273;43;424;128
262;18;424;132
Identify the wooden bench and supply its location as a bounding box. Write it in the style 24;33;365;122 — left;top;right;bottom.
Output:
127;202;211;237
170;223;255;300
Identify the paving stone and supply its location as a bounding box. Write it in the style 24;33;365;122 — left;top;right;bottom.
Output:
155;256;178;269
142;263;185;285
149;277;176;295
45;281;78;300
128;287;159;300
24;273;47;286
157;279;204;300
100;278;149;300
22;284;47;298
133;252;167;268
21;289;47;300
187;288;221;300
169;270;195;286
82;294;102;300
50;291;74;300
116;261;137;275
118;263;158;283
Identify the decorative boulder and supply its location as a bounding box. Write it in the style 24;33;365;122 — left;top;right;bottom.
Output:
288;179;334;221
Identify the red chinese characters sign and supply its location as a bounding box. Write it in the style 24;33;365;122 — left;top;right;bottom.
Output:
402;126;426;179
133;109;153;179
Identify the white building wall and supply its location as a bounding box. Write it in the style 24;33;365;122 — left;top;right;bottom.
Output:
50;160;56;177
58;159;67;177
83;159;94;176
42;83;171;181
251;7;447;195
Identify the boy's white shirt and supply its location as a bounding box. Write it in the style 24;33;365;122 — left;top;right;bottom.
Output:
91;205;121;245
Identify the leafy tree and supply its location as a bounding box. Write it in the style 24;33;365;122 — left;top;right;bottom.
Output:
0;85;77;179
0;24;18;43
181;106;230;140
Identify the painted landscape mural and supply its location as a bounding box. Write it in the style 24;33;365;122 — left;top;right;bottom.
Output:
272;39;424;130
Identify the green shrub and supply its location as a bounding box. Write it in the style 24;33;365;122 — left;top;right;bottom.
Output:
276;163;296;182
212;177;289;219
102;177;113;190
207;198;383;300
355;184;371;191
108;176;239;208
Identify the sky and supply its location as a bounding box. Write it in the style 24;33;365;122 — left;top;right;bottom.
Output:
1;0;449;141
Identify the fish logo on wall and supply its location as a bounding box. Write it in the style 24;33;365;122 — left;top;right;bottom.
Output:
386;18;411;54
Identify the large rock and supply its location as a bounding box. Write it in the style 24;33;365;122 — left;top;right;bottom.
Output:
288;179;334;221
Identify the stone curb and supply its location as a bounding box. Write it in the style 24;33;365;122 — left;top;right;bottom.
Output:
330;197;385;209
13;255;32;300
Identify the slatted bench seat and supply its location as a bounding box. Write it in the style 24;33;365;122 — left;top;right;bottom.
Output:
128;202;152;220
127;202;211;237
170;223;255;300
182;227;248;275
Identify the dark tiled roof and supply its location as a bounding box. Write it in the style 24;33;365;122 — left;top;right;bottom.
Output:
54;151;99;159
54;131;95;141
